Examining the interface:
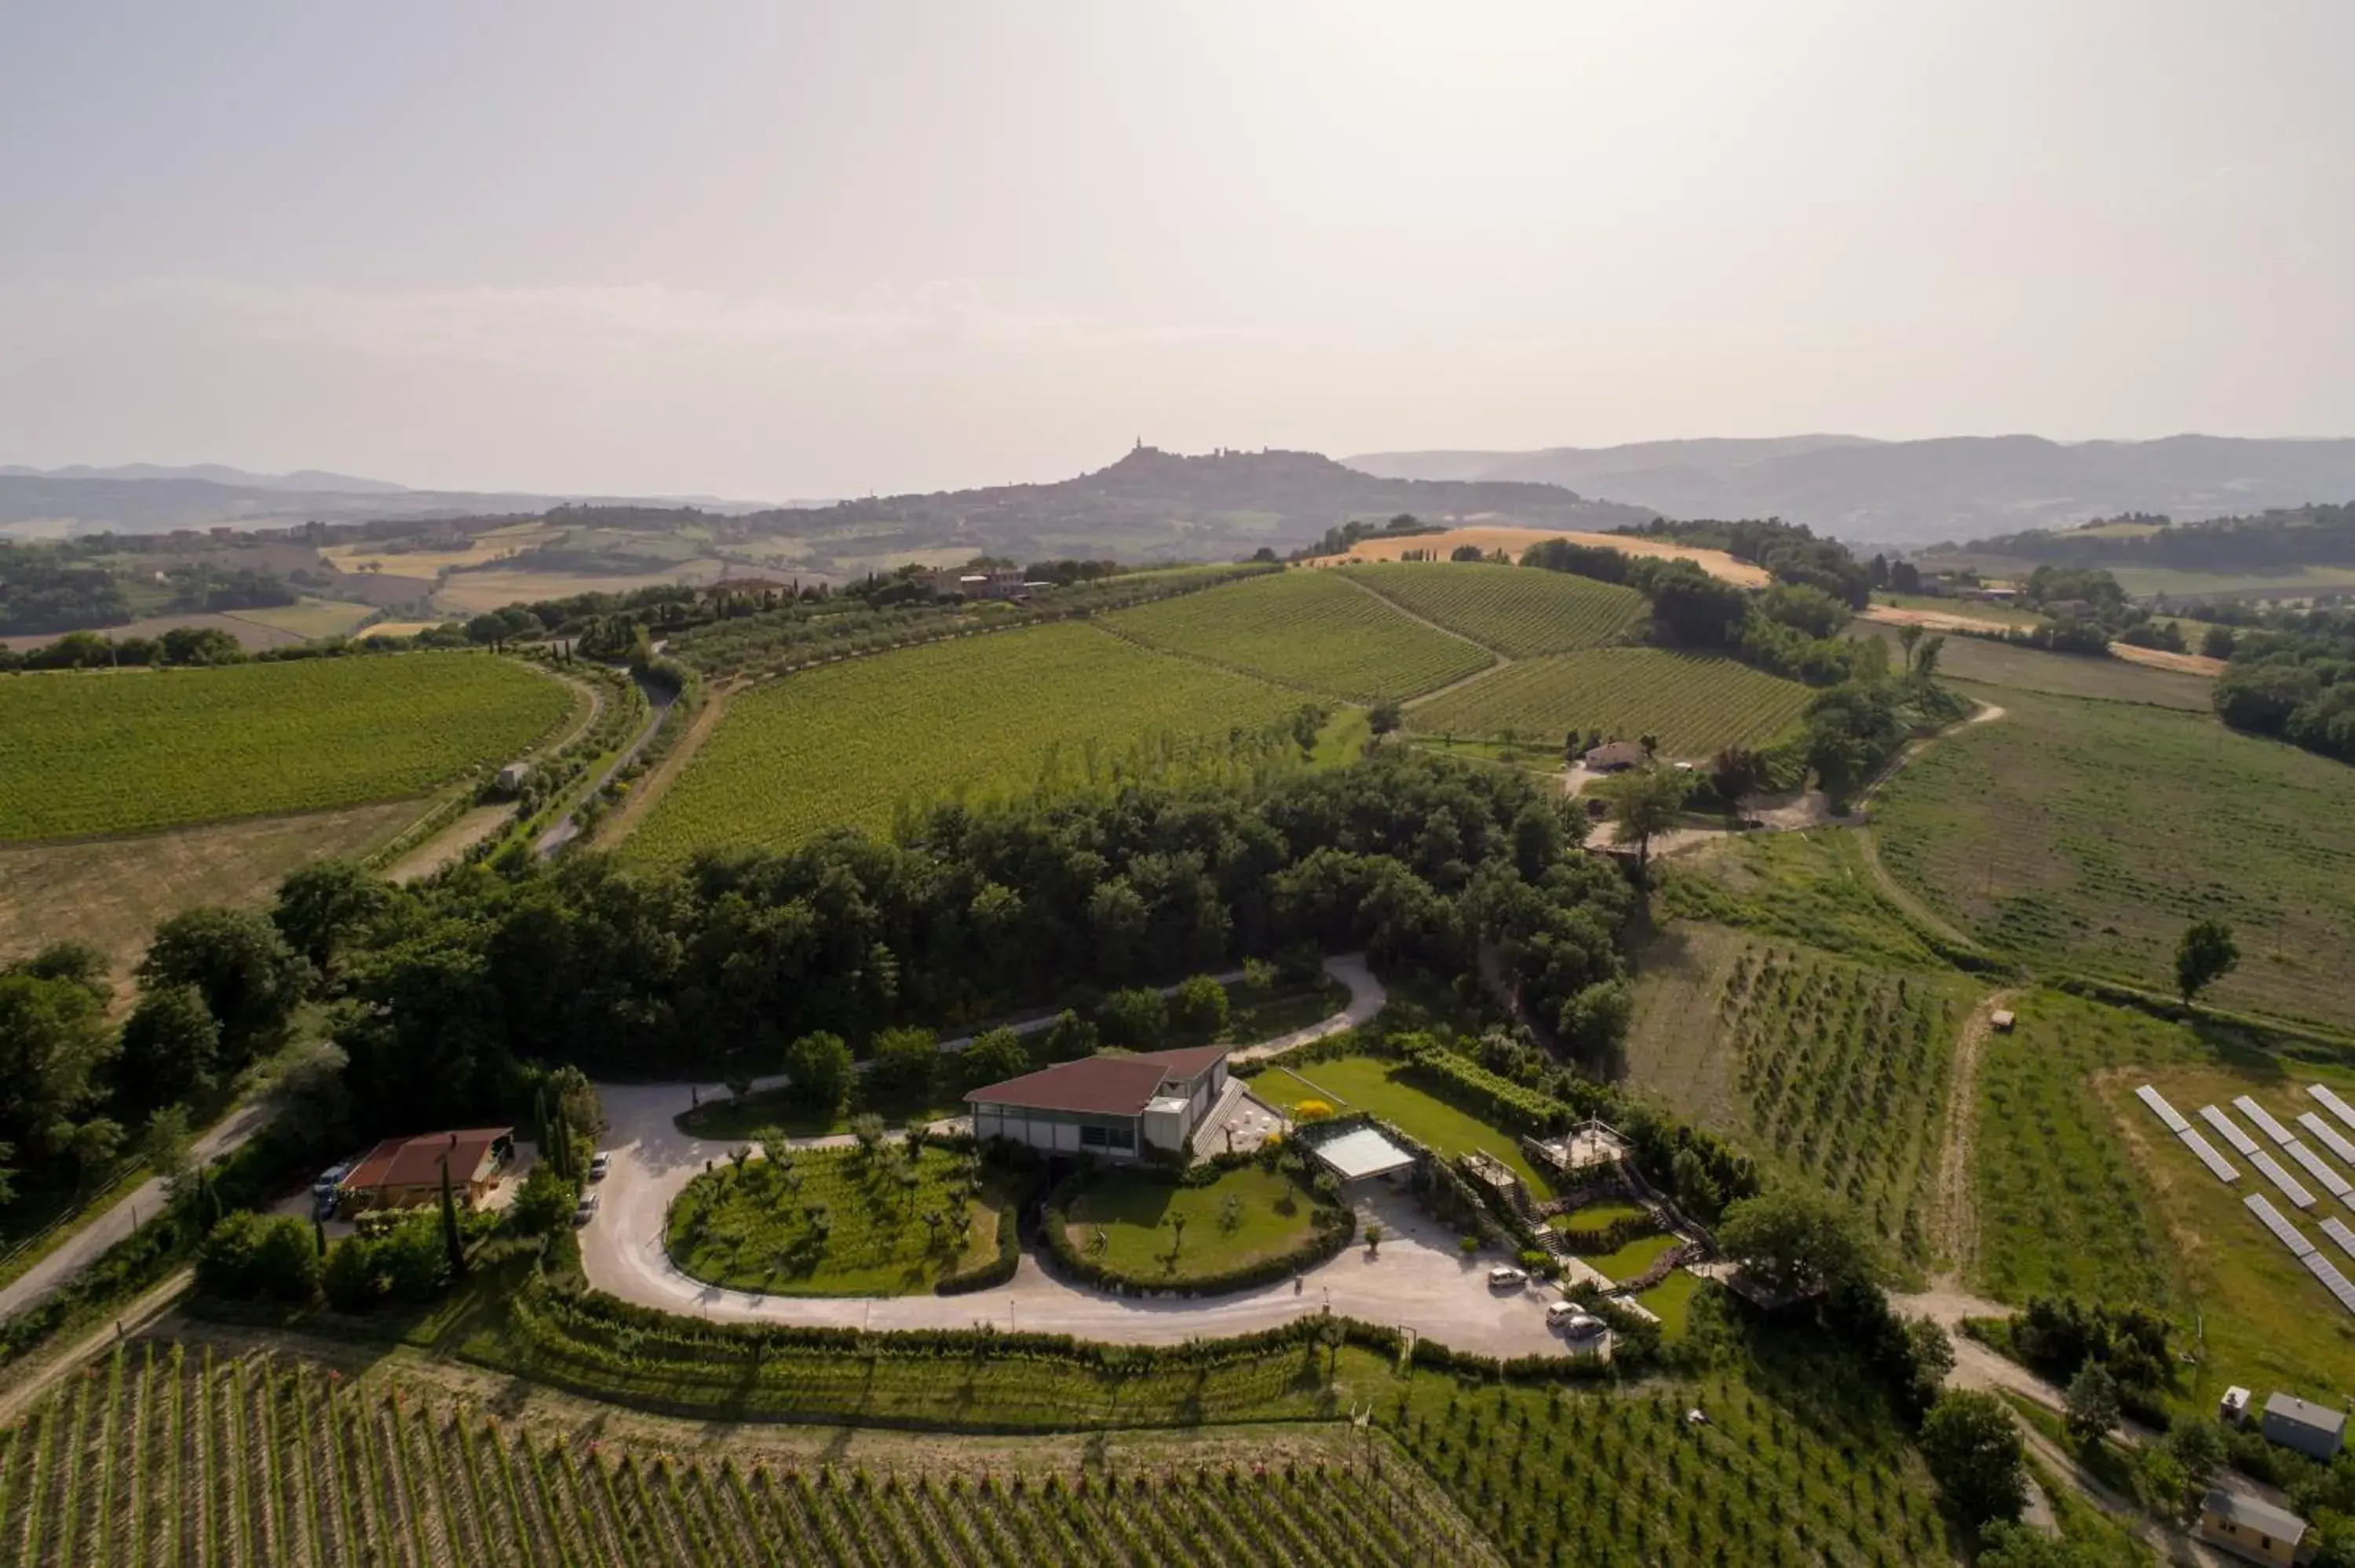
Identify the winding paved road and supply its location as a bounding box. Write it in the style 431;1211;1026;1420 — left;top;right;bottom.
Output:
0;1099;271;1326
580;957;1569;1355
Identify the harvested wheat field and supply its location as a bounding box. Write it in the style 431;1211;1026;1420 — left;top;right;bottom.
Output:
1301;526;1769;585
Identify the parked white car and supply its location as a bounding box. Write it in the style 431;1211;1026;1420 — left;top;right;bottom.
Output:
588;1150;611;1181
573;1191;601;1226
1487;1265;1528;1289
1546;1302;1607;1340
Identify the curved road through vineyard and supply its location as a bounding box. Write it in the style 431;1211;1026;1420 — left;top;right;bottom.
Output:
582;958;1569;1357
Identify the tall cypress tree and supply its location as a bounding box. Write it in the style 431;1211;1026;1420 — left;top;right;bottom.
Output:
439;1156;466;1278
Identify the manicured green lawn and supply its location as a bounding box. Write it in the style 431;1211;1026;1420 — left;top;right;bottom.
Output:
1254;1056;1554;1197
1635;1269;1702;1339
1057;1166;1321;1284
665;1143;999;1295
1581;1232;1678;1282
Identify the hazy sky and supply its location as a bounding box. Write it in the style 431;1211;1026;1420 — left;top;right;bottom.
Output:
2;1;2349;498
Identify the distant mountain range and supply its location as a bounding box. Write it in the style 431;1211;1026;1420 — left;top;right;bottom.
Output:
1347;435;2355;549
0;465;788;538
0;447;1649;556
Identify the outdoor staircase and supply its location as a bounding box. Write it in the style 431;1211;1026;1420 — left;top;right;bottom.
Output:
1190;1078;1251;1158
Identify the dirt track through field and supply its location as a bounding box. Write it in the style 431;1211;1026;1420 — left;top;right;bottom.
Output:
1929;988;2016;1282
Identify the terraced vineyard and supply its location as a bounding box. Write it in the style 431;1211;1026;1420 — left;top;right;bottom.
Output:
1406;647;1813;758
1103;568;1492;701
1718;947;1971;1260
1875;684;2355;1026
0;1342;1496;1566
1341;561;1645;656
625;624;1311;862
1383;1365;1948;1567
0;654;579;841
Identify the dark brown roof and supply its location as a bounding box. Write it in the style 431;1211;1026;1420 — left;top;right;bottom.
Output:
1129;1043;1229;1080
341;1128;511;1193
966;1058;1168;1117
1584;742;1646;770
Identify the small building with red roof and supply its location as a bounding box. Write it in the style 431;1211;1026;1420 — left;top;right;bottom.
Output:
336;1128;514;1213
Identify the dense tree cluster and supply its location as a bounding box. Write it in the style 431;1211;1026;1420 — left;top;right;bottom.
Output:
1613;516;1873;607
1521;539;1888;687
0;906;319;1213
309;749;1631;1136
0;542;298;637
2213;606;2355;761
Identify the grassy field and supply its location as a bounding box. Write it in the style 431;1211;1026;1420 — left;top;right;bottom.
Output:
0;1340;1492;1568
221;597;381;640
0;655;578;841
1338;561;1646;656
664;1143;1001;1296
0;800;425;975
2108;562;2355;599
1405;647;1814;760
1057;1166;1322;1285
434;562;725;614
1659;830;1955;969
1875;684;2355;1026
1103;569;1493;702
1851;622;2214;709
623;624;1316;861
1252;1056;1553;1198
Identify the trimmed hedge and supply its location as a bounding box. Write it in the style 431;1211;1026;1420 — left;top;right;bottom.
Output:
504;1277;1634;1400
1040;1167;1355;1297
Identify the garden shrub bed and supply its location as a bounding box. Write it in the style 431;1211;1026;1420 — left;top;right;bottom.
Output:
1042;1164;1353;1297
665;1141;1007;1296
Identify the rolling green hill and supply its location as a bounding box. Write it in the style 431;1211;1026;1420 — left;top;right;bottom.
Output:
1103;569;1493;702
1339;561;1645;656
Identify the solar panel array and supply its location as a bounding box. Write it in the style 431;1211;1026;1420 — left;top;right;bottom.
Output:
2235;1095;2297;1146
2280;1137;2353;1198
2324;1216;2355;1264
2251;1150;2318;1209
2247;1193;2316;1256
2201;1104;2262;1156
2311;1084;2355;1135
2137;1085;2190;1132
2301;1112;2355;1167
2302;1252;2355;1315
2178;1129;2239;1183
